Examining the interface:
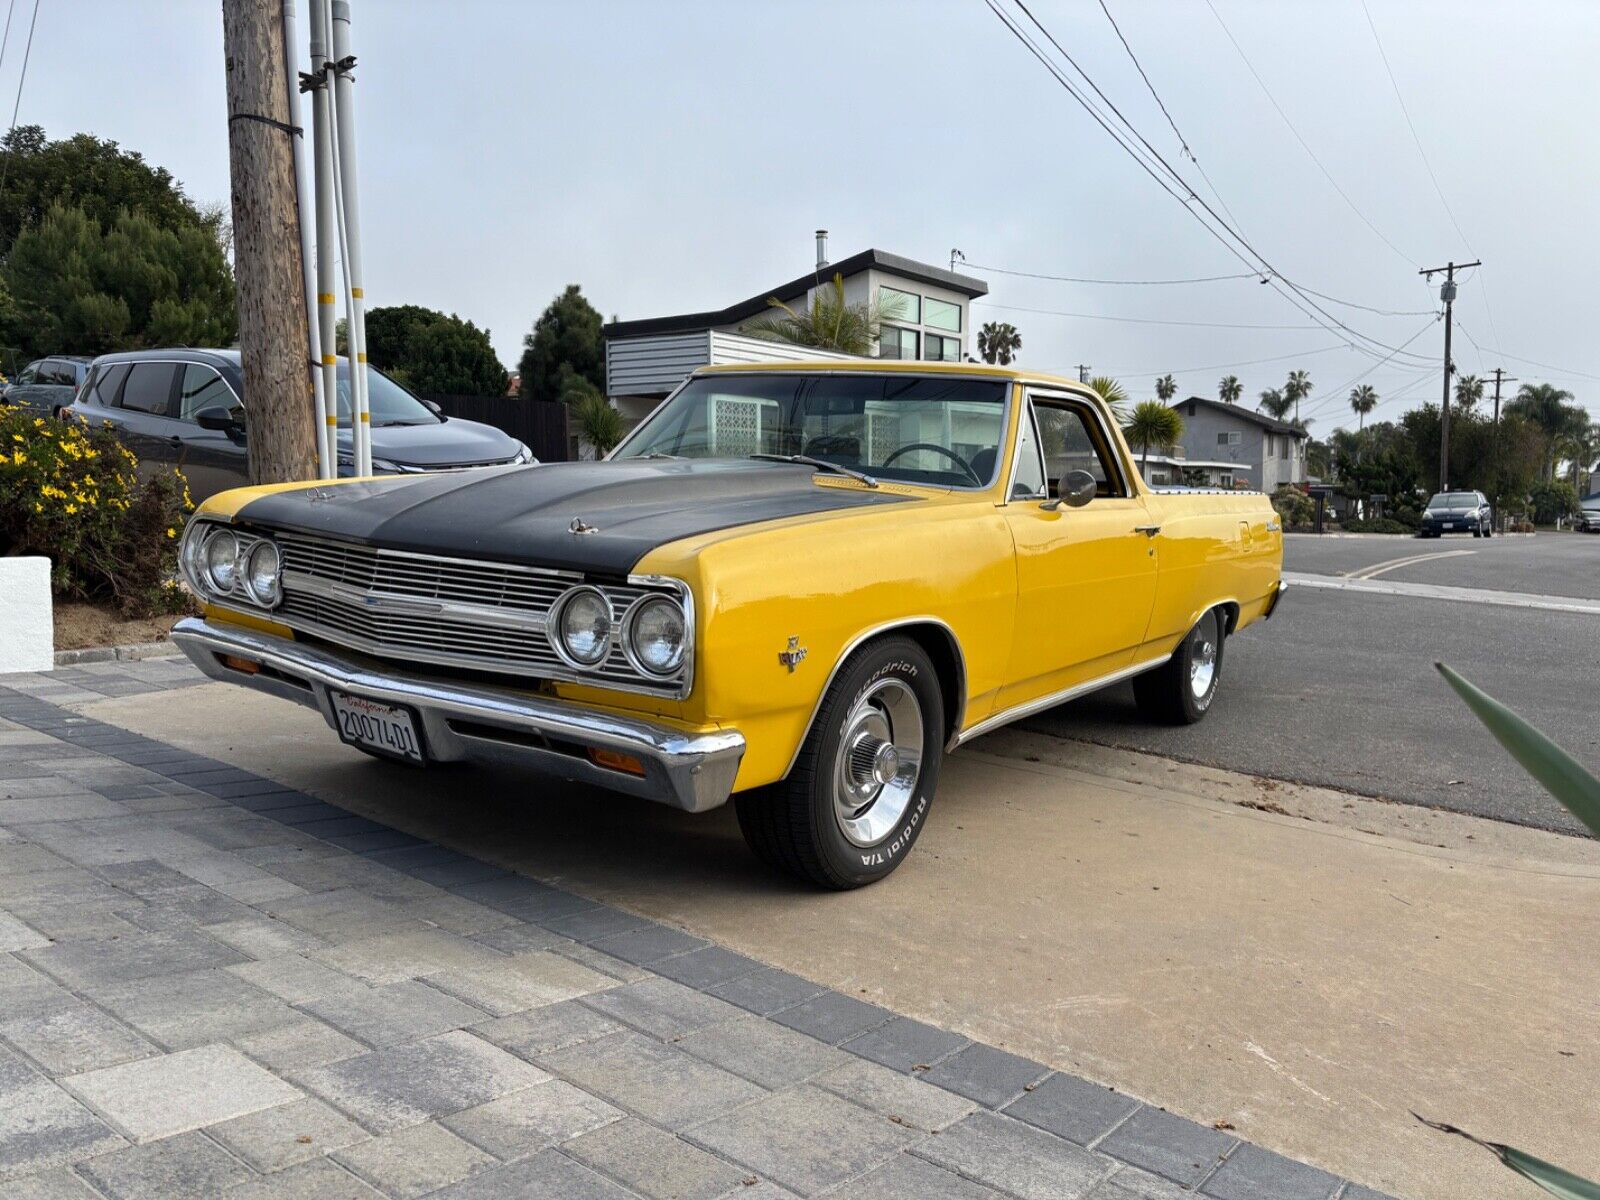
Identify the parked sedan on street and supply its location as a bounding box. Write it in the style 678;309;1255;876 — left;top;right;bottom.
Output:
1;355;91;415
1574;503;1600;533
63;349;533;501
1419;490;1493;537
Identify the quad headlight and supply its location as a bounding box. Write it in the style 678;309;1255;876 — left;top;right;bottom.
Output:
244;540;283;607
553;587;614;667
624;595;687;676
185;524;283;610
204;529;240;592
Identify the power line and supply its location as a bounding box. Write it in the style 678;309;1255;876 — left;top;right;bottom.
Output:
1280;282;1435;318
985;0;1439;368
1455;322;1600;383
1104;343;1351;378
1298;314;1443;422
962;262;1259;286
0;0;39;194
973;299;1320;331
1204;0;1417;268
0;0;19;86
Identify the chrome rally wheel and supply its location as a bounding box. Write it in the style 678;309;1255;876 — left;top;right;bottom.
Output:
833;677;924;847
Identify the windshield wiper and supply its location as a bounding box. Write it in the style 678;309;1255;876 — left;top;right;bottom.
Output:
637;451;682;460
748;453;879;488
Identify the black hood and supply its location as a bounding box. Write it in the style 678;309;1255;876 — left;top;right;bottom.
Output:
337;416;521;468
234;458;915;575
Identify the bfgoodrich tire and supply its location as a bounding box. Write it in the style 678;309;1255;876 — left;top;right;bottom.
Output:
735;636;944;890
1133;609;1224;725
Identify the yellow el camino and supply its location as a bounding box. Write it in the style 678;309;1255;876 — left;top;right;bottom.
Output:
173;362;1285;888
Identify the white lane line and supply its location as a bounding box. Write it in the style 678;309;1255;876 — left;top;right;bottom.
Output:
1285;571;1600;616
1344;549;1477;580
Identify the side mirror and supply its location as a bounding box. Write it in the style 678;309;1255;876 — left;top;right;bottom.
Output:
196;406;246;439
421;398;443;416
1043;469;1097;510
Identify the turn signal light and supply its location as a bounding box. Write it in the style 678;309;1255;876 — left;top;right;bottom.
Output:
219;654;261;675
588;747;646;776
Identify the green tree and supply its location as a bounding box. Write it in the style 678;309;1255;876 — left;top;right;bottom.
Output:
1085;375;1129;422
1258;387;1292;421
563;377;624;456
1454;374;1483;414
520;284;605;405
1124;400;1184;478
977;320;1021;365
743;273;892;355
1349;384;1378;433
1506;383;1587;479
1155;373;1177;402
0;126;220;256
1218;374;1241;404
1527;479;1579;524
1284;369;1313;425
4;204;235;357
364;304;507;396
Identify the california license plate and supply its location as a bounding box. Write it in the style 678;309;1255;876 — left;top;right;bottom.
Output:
330;691;424;763
1444;522;1457;529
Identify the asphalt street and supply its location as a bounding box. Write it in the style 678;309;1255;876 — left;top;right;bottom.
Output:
1020;532;1600;834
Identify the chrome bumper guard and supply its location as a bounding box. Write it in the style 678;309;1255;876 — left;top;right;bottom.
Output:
1262;579;1288;620
170;617;744;814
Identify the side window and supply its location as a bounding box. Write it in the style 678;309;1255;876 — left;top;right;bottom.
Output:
1033;400;1124;498
1011;405;1045;499
117;363;178;416
15;362;37;385
89;363;131;406
177;363;237;422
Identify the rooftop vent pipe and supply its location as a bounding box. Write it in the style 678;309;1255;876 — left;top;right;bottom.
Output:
815;229;828;271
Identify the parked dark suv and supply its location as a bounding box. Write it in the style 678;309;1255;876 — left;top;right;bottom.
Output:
62;349;533;502
1;356;91;415
1419;490;1493;537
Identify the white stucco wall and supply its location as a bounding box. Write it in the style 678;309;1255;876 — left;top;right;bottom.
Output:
0;557;53;673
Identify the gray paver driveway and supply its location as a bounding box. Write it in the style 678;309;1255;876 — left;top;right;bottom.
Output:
0;660;1392;1199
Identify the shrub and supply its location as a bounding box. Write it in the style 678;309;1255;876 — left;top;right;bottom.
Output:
1340;517;1413;534
1270;485;1314;529
1526;479;1578;525
0;403;193;616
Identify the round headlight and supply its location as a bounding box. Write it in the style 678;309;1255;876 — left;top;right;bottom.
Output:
244;540;282;607
204;529;240;593
556;587;612;666
626;596;686;676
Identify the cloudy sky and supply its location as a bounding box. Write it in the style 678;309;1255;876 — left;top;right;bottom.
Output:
21;1;1598;431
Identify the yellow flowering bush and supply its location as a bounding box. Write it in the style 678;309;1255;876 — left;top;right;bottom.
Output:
0;402;194;616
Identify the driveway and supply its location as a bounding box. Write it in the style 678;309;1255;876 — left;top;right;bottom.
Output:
35;659;1600;1200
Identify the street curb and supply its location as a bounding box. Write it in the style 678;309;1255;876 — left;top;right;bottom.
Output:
52;639;184;666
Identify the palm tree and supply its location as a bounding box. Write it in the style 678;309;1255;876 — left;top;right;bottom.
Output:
977;321;1022;365
1124;400;1185;480
1556;422;1600;497
1218;374;1242;404
1284;369;1313;425
1507;383;1585;479
1348;384;1378;432
1155;374;1177;403
742;273;892;354
1086;375;1130;422
1258;387;1293;421
1454;374;1483;414
563;377;625;457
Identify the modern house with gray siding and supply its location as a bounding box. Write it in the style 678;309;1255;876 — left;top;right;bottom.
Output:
1169;396;1309;492
602;244;988;425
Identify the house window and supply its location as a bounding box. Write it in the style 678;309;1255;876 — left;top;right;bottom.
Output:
925;297;961;332
1216;430;1241;446
879;286;920;325
1220;472;1234;488
1280;437;1289;460
879;326;919;360
925;333;960;362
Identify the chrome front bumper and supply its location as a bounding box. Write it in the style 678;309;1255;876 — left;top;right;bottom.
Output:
170;617;744;813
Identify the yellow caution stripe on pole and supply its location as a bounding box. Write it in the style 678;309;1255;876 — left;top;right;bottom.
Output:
351;288;364;298
322;355;336;365
356;353;367;363
360;411;370;422
317;292;335;304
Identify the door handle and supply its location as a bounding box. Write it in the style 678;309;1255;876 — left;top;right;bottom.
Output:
168;435;184;447
1134;525;1161;537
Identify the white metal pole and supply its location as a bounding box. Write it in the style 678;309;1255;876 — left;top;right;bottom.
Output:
330;0;370;477
308;0;339;477
281;0;331;479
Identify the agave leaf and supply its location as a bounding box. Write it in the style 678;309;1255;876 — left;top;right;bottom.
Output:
1435;663;1600;839
1414;1116;1600;1199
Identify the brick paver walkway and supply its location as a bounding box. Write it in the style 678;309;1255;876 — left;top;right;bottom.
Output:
0;658;1395;1199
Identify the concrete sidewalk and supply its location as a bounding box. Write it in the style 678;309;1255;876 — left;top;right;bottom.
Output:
0;665;1394;1200
9;657;1600;1198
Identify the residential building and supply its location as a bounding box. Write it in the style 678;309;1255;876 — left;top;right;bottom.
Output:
602;243;988;425
1168;396;1309;492
1133;451;1251;489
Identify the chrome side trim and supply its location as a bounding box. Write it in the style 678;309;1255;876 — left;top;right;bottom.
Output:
171;617;743;813
781;617;969;778
954;653;1172;746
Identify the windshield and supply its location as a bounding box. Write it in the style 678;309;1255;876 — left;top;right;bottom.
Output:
1427;492;1478;509
334;362;439;426
614;373;1010;489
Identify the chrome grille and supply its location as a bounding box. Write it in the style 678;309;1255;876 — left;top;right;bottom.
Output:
269;531;684;694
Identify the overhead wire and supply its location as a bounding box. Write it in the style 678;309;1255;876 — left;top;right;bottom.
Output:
961;263;1258;286
1103;343;1351;378
1297;314;1443;422
0;0;37;194
972;299;1321;331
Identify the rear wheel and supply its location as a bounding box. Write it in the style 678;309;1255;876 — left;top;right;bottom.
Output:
1133;609;1224;725
736;636;943;890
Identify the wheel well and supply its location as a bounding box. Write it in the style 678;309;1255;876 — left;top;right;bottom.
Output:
1217;602;1240;635
891;622;965;747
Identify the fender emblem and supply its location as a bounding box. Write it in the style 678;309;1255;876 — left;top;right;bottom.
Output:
779;636;808;673
569;517;600;535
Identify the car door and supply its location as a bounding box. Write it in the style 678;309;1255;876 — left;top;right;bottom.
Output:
171;361;250;501
108;361;184;481
6;361;43;413
996;391;1160;713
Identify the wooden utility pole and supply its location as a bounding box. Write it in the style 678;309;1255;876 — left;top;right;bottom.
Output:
223;0;316;485
1488;366;1516;520
1419;259;1480;491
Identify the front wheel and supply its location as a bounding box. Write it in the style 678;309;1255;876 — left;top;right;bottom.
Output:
736;636;943;890
1133;609;1224;725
